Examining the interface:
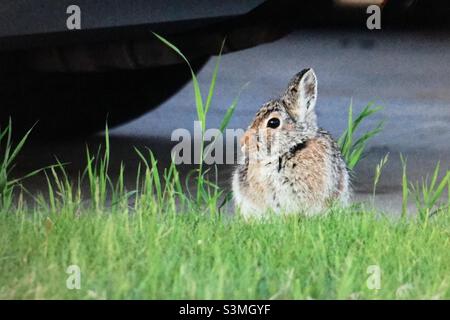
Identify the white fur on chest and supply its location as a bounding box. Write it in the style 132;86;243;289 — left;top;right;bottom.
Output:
233;158;330;218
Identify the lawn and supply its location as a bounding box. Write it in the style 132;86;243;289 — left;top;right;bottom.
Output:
1;205;450;299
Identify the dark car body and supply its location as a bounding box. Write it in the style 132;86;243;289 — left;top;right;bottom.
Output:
0;0;302;136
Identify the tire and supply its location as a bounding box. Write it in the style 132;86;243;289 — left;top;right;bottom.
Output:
0;57;208;139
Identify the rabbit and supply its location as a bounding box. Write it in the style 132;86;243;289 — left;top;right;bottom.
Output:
232;68;350;218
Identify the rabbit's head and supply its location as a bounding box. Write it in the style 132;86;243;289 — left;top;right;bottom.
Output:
241;68;319;162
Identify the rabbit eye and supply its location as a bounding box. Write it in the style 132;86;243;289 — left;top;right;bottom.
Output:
267;117;280;129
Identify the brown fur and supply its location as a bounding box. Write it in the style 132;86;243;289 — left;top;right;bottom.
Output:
233;69;350;218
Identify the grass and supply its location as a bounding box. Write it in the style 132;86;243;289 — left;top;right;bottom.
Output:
0;119;45;212
1;207;450;299
0;34;449;300
337;101;384;170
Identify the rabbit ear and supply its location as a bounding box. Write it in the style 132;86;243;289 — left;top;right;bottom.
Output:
283;68;318;122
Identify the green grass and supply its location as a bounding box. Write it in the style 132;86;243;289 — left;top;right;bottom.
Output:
0;34;449;300
1;207;450;299
338;101;384;170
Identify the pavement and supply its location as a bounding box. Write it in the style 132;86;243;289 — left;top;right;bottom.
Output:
15;28;450;214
